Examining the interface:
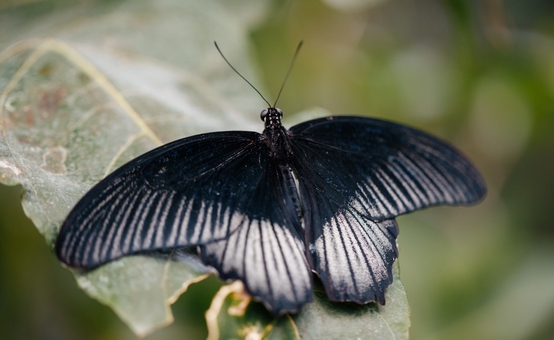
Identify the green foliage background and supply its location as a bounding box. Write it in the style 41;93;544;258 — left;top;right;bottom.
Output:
1;0;554;339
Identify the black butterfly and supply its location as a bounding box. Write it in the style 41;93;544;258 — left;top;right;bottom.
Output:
55;43;486;315
56;107;486;314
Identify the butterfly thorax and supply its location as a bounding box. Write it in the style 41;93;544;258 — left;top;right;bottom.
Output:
260;108;292;160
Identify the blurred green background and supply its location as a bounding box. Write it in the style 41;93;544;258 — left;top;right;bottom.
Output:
1;0;554;339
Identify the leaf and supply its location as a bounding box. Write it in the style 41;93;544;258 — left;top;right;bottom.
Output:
0;0;269;336
0;0;411;338
207;263;410;340
75;254;211;336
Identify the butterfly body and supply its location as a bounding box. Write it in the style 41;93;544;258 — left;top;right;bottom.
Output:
56;110;486;315
260;108;293;161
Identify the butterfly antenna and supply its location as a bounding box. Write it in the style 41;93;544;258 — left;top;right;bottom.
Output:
214;41;272;108
273;41;303;108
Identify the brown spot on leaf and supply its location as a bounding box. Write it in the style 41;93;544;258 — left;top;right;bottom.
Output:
41;146;68;175
22;105;34;125
77;72;91;85
38;63;55;77
1;116;14;129
0;160;22;178
38;88;67;117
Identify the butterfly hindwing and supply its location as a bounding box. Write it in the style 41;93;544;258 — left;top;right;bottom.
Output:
56;131;267;269
289;116;486;220
200;161;313;315
291;154;399;304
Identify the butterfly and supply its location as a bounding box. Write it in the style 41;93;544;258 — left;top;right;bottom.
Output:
55;43;486;315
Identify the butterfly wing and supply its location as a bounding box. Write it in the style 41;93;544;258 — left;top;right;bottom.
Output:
292;153;399;304
56;131;268;269
289;116;485;304
289;116;486;220
199;161;313;315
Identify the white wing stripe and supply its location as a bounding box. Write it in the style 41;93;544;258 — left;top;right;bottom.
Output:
108;187;145;259
142;190;169;249
91;183;137;262
167;197;187;246
122;190;154;253
153;191;176;248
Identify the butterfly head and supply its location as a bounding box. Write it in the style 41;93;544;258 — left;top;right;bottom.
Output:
261;108;283;129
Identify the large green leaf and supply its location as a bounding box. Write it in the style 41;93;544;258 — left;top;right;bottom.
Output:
0;0;410;337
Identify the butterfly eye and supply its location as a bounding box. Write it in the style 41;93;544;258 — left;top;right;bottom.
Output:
260;109;269;121
275;108;283;118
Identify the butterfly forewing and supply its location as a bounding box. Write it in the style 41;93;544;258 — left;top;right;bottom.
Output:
56;131;266;269
289;116;486;220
